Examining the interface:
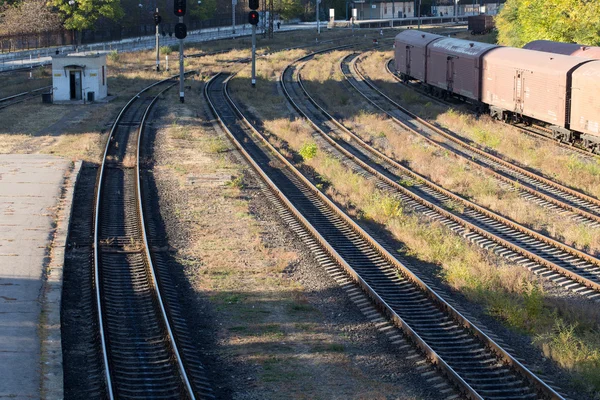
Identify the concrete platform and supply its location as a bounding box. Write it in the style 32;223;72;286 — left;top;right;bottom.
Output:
0;154;78;400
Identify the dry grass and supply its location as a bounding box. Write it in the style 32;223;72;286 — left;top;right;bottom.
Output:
0;67;52;99
153;78;422;398
301;50;600;256
227;48;600;393
356;49;600;200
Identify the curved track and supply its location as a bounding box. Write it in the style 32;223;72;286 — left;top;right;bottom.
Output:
94;76;212;399
312;52;600;298
346;53;600;225
279;50;600;301
205;69;566;400
0;85;51;110
384;58;600;159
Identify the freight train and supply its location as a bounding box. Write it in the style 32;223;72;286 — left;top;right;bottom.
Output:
394;30;600;153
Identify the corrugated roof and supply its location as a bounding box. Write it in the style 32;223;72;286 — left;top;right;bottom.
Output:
429;37;498;56
524;40;600;60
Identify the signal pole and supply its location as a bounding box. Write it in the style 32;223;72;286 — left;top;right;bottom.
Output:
232;0;237;34
252;24;256;86
179;17;184;103
249;0;259;86
154;9;161;71
174;0;187;103
316;0;320;34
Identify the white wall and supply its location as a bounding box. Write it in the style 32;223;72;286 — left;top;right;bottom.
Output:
51;53;107;102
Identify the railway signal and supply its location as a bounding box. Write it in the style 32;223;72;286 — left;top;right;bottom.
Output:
174;0;186;16
174;23;187;39
249;0;259;10
248;10;259;25
153;11;162;25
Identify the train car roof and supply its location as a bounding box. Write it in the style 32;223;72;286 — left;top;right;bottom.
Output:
484;47;592;74
572;60;600;77
523;40;600;59
394;30;443;47
429;37;499;57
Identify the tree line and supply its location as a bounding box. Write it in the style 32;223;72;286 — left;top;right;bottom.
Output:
496;0;600;47
0;0;316;37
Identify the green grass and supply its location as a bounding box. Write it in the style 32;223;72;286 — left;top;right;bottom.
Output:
299;141;318;161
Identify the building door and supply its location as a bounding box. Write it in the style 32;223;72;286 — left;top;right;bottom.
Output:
69;71;82;100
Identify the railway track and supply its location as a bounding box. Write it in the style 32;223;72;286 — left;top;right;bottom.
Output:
348;54;600;226
0;85;51;110
384;58;600;159
205;69;566;400
279;50;600;301
94;75;212;399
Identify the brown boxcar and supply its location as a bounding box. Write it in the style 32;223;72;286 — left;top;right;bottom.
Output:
523;40;600;60
426;38;499;101
394;30;443;82
570;61;600;143
468;15;494;34
481;47;592;129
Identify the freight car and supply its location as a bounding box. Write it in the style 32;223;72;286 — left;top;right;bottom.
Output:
394;30;600;153
523;40;600;59
468;15;495;35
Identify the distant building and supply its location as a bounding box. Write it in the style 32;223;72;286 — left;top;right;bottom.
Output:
349;0;505;20
51;52;108;102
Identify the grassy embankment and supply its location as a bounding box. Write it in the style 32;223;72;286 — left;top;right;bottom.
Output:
229;46;600;394
311;50;600;256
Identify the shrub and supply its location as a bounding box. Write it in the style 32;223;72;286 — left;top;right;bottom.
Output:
299;142;317;161
107;50;119;63
159;45;172;55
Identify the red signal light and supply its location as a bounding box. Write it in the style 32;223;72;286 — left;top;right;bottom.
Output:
248;10;259;25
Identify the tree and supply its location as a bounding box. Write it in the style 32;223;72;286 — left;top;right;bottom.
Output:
496;0;600;47
0;0;61;35
190;0;217;21
49;0;123;37
275;0;303;20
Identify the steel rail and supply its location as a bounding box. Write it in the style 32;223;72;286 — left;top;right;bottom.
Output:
205;66;564;399
0;85;52;109
136;82;197;399
93;74;194;399
288;52;600;294
384;58;600;159
285;52;600;294
349;53;600;217
381;59;600;224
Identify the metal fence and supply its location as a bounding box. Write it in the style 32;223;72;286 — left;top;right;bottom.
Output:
0;13;248;54
0;22;272;72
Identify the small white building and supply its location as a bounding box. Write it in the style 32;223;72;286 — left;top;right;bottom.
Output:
51;52;107;102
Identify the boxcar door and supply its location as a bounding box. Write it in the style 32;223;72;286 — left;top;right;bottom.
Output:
405;46;411;76
446;56;455;93
513;70;525;114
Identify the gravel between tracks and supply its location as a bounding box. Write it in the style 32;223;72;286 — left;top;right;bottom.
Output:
147;82;448;399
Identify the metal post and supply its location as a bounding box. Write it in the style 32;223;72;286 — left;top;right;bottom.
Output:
232;0;237;34
155;8;160;71
392;0;395;26
179;16;184;103
166;55;169;71
454;0;458;22
418;0;421;28
251;24;256;87
316;0;320;34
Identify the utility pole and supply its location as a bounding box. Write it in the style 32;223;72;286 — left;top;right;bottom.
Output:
417;0;421;29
